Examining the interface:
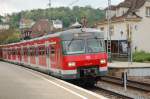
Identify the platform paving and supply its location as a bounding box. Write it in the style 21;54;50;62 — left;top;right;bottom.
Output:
0;61;107;99
109;61;150;68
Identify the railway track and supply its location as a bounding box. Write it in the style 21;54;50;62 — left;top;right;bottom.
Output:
93;86;133;99
101;76;150;92
82;85;133;99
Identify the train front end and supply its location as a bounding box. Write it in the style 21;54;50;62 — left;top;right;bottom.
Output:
60;28;108;81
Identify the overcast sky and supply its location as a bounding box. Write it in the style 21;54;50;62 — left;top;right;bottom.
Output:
0;0;124;16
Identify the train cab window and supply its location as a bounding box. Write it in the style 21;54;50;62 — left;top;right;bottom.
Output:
87;38;105;53
62;40;85;55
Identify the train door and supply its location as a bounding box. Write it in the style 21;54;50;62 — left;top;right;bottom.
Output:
0;47;3;59
30;47;36;65
8;49;11;60
14;47;17;62
38;45;47;67
9;48;12;61
46;42;50;72
35;44;39;67
16;48;18;62
20;47;23;63
49;41;61;75
27;45;30;65
4;48;7;60
12;48;16;62
23;47;28;64
49;44;56;69
17;48;21;63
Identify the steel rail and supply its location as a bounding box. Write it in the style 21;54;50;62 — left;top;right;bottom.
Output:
101;76;150;92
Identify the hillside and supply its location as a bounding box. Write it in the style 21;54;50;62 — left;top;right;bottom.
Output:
9;6;105;28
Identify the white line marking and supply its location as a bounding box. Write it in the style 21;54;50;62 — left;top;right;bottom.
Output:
24;69;87;99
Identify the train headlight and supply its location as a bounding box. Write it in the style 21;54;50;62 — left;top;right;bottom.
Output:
100;59;106;64
68;62;76;67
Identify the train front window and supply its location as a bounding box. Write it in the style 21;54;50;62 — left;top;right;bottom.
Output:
87;38;105;53
62;40;85;55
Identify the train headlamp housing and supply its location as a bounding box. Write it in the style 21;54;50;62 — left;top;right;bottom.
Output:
68;62;76;67
100;59;106;64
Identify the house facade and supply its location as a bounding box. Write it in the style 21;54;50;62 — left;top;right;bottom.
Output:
0;24;9;30
30;19;52;38
0;16;10;31
20;18;63;40
96;0;150;54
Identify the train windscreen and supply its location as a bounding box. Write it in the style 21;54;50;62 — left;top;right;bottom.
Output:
62;39;85;55
87;38;105;53
62;38;105;55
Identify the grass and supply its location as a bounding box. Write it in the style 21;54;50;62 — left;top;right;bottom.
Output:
133;51;150;62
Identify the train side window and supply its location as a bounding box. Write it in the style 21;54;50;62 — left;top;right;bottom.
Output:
38;46;45;55
42;47;45;55
30;47;35;56
13;50;16;55
23;48;28;56
38;47;41;55
50;45;55;54
23;49;25;55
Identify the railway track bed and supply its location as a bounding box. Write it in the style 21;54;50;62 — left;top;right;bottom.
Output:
87;86;133;99
95;76;150;99
101;76;150;92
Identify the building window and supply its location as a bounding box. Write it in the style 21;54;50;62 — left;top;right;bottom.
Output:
135;25;138;31
100;27;104;31
146;7;150;16
110;25;114;36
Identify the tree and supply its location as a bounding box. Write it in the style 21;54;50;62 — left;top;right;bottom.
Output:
0;29;21;44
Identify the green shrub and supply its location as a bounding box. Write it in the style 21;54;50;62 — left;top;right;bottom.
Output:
133;51;150;62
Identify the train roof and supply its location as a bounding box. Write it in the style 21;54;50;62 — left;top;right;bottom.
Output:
3;28;103;47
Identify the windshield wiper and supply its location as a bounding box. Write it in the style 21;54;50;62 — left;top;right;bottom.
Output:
94;36;99;42
68;38;74;47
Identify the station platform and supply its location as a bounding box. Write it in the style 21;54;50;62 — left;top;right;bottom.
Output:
109;61;150;68
0;61;107;99
108;61;150;77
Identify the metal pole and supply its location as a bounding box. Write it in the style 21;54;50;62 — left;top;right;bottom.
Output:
107;0;109;54
124;71;127;91
130;25;133;64
48;0;51;8
118;40;119;56
48;0;52;31
107;0;112;62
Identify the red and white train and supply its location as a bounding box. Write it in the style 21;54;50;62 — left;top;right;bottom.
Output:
0;28;108;84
